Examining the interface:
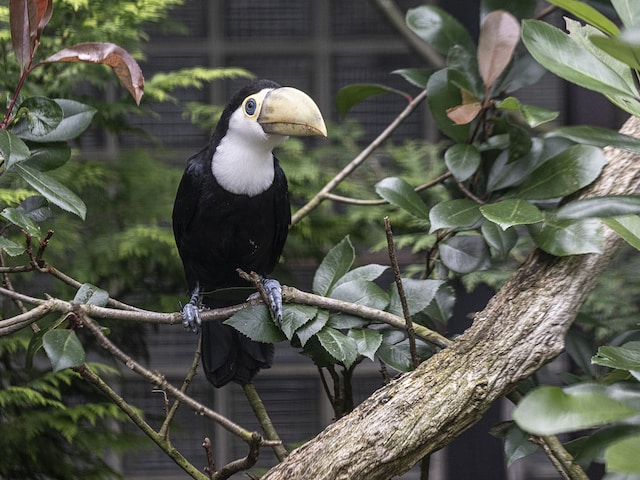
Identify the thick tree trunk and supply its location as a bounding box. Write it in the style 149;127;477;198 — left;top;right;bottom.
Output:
262;116;640;480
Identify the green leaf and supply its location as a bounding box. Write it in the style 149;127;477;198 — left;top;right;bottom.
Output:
388;279;443;317
603;215;640;250
557;195;640;220
481;220;518;260
547;0;620;36
1;207;42;239
439;235;491;273
334;264;389;289
528;217;604;256
375;177;430;220
0;129;30;169
545;125;640;153
593;342;640;374
406;5;475;55
0;237;25;256
347;328;383;361
17;195;52;223
17;96;64;137
503;423;540;467
424;284;456;323
330;279;389;310
513;384;640;435
444;143;481;181
316;326;358;368
512;144;607;200
24;142;71;171
312;236;355;296
224;305;286;343
377;332;433;372
590;29;640;71
295;310;328;347
280;305;317;341
335;84;410;117
605;435;640;473
13;99;96;142
572;425;640;466
426;69;471;142
487;138;545;192
73;283;109;307
12;163;87;219
521;20;634;99
481;0;537;20
480;199;543;230
42;330;86;372
497;97;559;128
429;199;481;232
392;68;433;88
612;0;640;29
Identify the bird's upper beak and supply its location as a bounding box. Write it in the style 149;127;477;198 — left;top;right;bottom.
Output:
258;87;328;137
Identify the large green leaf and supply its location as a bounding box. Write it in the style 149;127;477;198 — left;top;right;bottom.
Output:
545;125;640;153
16;96;64;137
42;330;86;372
521;20;633;99
612;0;640;29
603;215;640;250
1;206;42;239
444;143;481;181
335;84;410;117
280;305;317;341
424;284;456;323
429;199;482;232
295;310;328;347
501;423;540;467
481;220;518;260
528;217;604;256
23;142;71;171
590;29;640;71
334;264;389;289
512;144;607;200
375;177;430;220
388;278;443;317
487;137;546;192
13;99;96;142
557;195;640;219
73;283;109;307
0;129;30;170
513;384;640;435
12;163;87;219
439;235;491;273
406;5;475;55
547;0;620;36
328;279;388;329
605;435;640;473
312;236;355;296
480;199;543;230
497;97;559;128
316;326;358;368
0;237;26;256
593;342;640;377
347;328;383;362
392;68;433;89
426;69;471;142
224;305;286;343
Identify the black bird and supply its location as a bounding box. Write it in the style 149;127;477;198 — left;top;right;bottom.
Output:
172;79;327;387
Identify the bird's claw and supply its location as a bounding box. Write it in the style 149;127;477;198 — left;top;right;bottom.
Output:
261;278;283;323
181;301;202;334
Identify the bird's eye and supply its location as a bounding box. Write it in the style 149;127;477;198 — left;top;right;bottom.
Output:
244;98;257;116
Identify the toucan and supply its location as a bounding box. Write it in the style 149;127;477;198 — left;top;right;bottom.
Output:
172;79;327;387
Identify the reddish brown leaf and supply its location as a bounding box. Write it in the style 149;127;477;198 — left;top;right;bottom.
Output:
44;43;145;105
35;0;53;41
446;103;482;125
477;10;521;91
9;0;38;71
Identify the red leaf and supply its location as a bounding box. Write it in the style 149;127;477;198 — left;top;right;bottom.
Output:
44;43;145;105
35;0;53;41
477;10;521;91
9;0;38;71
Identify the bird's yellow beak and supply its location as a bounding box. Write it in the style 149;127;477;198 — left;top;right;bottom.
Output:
258;87;327;137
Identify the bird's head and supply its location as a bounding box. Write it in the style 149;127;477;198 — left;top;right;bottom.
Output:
211;79;326;196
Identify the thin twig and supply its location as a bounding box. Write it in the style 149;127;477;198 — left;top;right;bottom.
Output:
203;437;216;478
243;383;288;462
384;217;419;368
291;89;428;225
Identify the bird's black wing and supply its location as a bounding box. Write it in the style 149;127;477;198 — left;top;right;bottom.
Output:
269;158;291;272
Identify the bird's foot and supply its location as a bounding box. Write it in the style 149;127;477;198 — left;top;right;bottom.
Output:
181;290;202;334
261;278;283;323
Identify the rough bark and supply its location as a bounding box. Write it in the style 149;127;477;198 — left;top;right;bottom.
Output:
262;116;640;480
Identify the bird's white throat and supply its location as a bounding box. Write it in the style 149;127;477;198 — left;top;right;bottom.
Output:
211;108;286;196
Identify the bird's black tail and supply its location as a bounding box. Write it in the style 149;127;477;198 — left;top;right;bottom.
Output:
200;320;274;387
